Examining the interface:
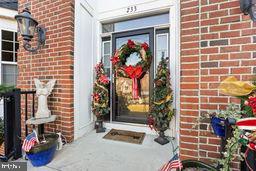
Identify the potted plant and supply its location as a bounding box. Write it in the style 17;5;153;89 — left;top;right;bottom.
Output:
195;104;243;138
211;104;244;137
26;133;58;167
148;57;174;145
92;62;110;133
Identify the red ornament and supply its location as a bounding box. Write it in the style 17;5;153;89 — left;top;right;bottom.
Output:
99;75;109;84
246;96;256;115
127;39;135;49
95;63;103;70
111;51;120;65
141;42;149;51
147;115;157;131
124;65;143;99
92;93;100;102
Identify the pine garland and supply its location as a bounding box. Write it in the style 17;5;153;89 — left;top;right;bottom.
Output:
92;62;110;119
149;57;174;132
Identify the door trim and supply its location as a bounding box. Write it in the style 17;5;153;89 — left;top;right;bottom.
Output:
111;27;154;124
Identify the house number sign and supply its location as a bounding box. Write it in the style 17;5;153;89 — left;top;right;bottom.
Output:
126;6;137;13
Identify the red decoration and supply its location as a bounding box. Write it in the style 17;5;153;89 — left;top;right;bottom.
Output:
141;42;149;51
92;93;100;102
147;115;157;131
99;75;109;84
127;39;135;49
111;52;120;65
245;96;256;115
124;65;143;99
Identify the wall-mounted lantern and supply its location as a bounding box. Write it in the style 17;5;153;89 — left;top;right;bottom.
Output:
15;8;46;52
240;0;256;21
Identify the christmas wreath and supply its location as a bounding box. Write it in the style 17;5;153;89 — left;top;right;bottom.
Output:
111;39;152;99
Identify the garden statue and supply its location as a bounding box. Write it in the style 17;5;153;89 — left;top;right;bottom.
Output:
34;78;56;119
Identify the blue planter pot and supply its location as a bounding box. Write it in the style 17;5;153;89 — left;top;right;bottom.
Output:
26;134;58;167
211;117;225;137
27;144;57;167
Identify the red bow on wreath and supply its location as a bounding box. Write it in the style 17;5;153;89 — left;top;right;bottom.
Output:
124;65;143;99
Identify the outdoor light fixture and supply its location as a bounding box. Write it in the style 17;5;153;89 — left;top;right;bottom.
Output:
15;8;46;52
240;0;256;21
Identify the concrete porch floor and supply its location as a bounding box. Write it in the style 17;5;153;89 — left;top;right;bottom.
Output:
23;130;177;171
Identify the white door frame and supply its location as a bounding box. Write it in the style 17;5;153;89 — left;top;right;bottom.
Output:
97;0;180;138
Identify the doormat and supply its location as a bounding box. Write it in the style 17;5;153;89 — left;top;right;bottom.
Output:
103;129;145;144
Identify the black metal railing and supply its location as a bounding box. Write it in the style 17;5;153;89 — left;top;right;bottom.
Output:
0;89;21;161
0;89;36;161
21;90;36;136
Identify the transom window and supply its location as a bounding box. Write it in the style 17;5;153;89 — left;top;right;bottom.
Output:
1;30;19;86
102;13;169;33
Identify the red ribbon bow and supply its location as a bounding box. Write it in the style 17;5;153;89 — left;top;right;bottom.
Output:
124;65;143;99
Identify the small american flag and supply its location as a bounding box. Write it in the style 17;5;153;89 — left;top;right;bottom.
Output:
22;131;38;152
160;154;183;171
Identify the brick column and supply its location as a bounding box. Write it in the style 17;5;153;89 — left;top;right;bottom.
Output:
17;0;75;142
180;0;200;160
180;0;255;169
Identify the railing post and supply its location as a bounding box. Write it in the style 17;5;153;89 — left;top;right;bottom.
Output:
13;89;21;159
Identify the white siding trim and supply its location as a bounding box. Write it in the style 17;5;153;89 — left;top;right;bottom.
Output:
0;7;17;20
74;0;96;139
169;1;181;145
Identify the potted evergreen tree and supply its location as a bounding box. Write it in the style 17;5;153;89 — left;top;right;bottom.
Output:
92;62;110;133
148;57;174;145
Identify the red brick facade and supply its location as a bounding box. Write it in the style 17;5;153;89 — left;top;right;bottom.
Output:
180;0;255;169
17;0;75;142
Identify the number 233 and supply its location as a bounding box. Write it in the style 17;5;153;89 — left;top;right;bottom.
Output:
127;6;137;13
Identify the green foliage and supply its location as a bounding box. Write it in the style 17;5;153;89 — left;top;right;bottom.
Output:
0;85;14;94
240;98;254;117
150;57;174;132
213;104;244;171
219;127;242;171
215;103;244;120
193;104;243;129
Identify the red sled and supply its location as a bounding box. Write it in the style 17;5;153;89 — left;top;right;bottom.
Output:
236;118;256;130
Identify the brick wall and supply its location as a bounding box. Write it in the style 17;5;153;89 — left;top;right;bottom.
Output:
180;0;255;169
17;0;75;142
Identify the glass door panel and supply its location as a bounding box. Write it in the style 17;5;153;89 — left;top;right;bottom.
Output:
112;28;154;124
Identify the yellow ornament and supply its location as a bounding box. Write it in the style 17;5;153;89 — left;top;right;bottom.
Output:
218;76;256;97
154;95;172;105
